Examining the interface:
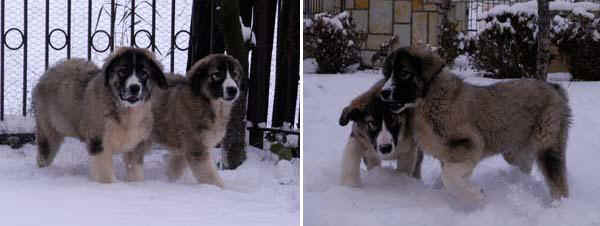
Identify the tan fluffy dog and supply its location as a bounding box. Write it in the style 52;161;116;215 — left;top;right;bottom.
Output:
33;47;167;183
148;54;243;188
379;47;571;202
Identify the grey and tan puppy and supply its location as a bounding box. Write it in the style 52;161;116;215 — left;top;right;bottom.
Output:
148;54;243;188
338;79;423;187
379;47;571;202
33;47;167;183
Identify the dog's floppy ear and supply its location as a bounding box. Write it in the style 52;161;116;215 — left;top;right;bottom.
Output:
103;50;122;87
188;59;208;97
339;105;363;126
409;47;444;81
382;50;397;79
228;56;246;90
146;56;168;89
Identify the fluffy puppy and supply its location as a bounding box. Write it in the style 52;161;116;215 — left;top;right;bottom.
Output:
338;79;423;187
33;47;167;183
149;54;242;188
379;47;571;202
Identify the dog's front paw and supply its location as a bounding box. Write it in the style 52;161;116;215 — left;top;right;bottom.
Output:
341;176;362;187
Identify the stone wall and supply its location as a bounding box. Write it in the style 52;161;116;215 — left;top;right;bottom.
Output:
343;0;467;66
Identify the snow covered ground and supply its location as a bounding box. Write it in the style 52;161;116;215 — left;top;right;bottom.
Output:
303;61;600;226
0;142;299;226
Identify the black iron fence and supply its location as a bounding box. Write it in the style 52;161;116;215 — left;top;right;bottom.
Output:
0;0;191;121
304;0;346;18
0;0;300;153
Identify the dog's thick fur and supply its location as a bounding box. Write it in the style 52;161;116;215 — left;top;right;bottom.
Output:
148;54;243;188
380;47;571;202
33;47;167;183
338;79;423;187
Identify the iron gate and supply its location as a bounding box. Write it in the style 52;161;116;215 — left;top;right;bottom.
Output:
0;0;191;121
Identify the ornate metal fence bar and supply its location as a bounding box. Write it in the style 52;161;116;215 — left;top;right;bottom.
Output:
0;0;191;121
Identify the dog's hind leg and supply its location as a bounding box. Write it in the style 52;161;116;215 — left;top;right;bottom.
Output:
124;140;150;181
537;147;569;200
184;143;224;188
166;153;187;182
35;123;64;168
535;105;570;200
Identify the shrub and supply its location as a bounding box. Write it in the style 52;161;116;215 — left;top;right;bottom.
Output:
304;11;362;73
439;20;462;66
465;1;600;80
552;14;600;81
464;11;538;78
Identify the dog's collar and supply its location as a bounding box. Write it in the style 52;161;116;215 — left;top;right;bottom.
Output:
421;64;445;98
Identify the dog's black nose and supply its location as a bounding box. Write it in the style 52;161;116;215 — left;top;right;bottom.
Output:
378;144;392;154
226;86;238;98
380;89;392;100
129;84;140;95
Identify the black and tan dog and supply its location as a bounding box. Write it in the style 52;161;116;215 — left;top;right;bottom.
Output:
33;47;167;183
338;79;423;187
146;54;243;188
379;47;571;202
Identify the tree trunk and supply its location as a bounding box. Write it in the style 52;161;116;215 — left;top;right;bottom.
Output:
247;0;277;149
221;0;249;169
536;0;550;81
440;0;451;28
186;0;224;70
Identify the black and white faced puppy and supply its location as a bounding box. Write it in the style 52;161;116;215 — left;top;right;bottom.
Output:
342;98;404;159
379;48;424;113
104;48;167;107
191;54;242;102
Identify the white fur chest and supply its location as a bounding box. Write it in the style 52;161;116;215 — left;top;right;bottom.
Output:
104;103;152;153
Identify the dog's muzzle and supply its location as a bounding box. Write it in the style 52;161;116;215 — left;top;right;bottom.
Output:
378;144;393;154
223;86;239;101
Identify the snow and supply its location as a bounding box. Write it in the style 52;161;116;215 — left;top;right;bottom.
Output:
313;11;349;32
240;17;257;45
483;0;600;18
0;143;299;225
304;68;600;225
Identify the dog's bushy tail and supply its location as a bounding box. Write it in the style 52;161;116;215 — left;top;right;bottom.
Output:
550;83;568;102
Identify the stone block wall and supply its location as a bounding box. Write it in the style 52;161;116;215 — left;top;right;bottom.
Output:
343;0;466;66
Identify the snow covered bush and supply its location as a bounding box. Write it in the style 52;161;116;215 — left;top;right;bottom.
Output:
465;11;538;78
552;14;600;81
439;20;462;66
466;1;600;79
304;11;362;73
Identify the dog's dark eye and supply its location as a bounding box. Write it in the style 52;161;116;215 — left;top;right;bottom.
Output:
211;73;223;81
398;70;414;79
117;68;129;77
138;70;148;79
367;121;377;131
